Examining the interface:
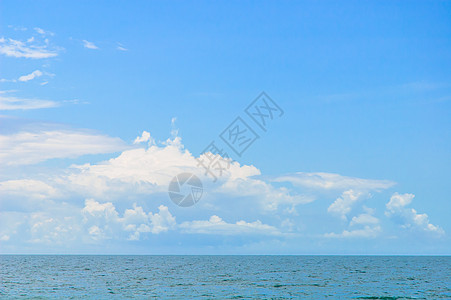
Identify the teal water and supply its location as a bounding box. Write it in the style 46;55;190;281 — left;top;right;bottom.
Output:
1;256;450;299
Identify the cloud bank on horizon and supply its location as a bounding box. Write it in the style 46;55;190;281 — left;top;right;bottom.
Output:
0;123;445;253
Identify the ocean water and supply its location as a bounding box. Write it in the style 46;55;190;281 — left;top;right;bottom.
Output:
0;256;450;299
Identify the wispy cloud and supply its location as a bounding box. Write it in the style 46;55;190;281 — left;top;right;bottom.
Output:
0;92;59;110
0;128;127;166
83;40;99;50
0;179;59;200
1;70;46;83
274;172;395;191
34;27;54;36
0;37;59;59
116;43;128;51
7;25;27;31
18;70;43;82
0;78;16;83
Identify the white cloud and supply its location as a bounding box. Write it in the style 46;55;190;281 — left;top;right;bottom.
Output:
386;193;414;211
0;78;16;83
0;129;127;166
63;133;308;213
117;43;128;51
327;189;365;220
275;172;395;191
34;27;54;36
179;215;283;236
8;25;27;31
350;213;379;226
149;205;176;234
133;131;154;145
83;40;99;50
18;70;43;82
218;176;313;211
0;125;305;218
0;38;58;59
385;193;444;236
82;199;176;241
0;124;445;249
65;136;197;196
0;94;59;110
29;213;78;244
0;179;59;199
325;225;381;238
325;206;381;238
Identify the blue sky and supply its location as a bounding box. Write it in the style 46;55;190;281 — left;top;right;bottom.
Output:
0;1;450;254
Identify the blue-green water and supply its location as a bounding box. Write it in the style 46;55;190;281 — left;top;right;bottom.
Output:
1;256;450;299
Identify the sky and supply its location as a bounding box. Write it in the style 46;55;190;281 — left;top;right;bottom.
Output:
0;0;450;254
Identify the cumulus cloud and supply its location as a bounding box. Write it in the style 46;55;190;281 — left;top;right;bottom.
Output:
350;213;379;226
18;70;43;82
275;172;395;191
63;133;307;214
385;193;444;236
325;225;381;238
180;215;283;236
277;172;395;222
1;123;444;248
218;176;312;211
1;200;177;245
0;37;58;58
326;206;381;238
29;212;78;244
82;200;176;241
1;197;286;246
65;136;197;196
83;40;99;50
0;120;300;216
0;129;127;165
133;131;154;145
327;189;365;220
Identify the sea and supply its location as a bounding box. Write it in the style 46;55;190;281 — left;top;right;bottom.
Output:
0;255;450;299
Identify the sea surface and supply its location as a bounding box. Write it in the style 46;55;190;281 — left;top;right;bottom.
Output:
0;255;450;299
